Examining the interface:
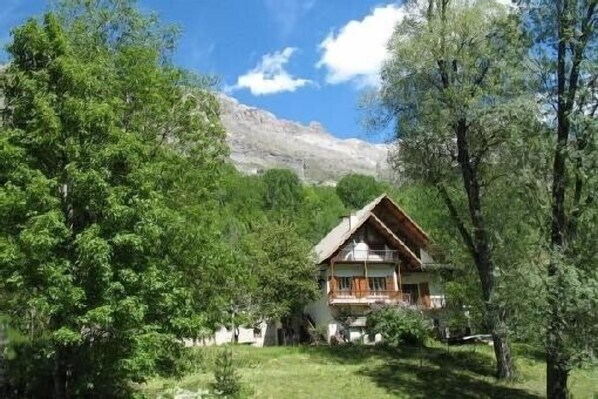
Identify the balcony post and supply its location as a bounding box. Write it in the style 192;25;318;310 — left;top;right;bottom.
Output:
364;258;368;299
397;261;403;301
331;259;334;296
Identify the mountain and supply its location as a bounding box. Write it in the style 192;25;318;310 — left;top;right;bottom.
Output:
218;94;392;184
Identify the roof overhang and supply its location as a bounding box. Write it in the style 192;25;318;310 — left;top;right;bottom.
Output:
314;193;430;269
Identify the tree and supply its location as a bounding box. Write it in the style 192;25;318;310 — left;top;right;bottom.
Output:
376;0;537;378
0;1;226;397
335;173;385;209
297;185;347;244
261;169;304;214
521;1;598;397
240;222;319;322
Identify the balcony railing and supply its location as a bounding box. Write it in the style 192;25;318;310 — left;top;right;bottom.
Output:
336;248;398;262
328;290;446;309
329;290;408;305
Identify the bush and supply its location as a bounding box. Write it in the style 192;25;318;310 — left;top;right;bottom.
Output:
308;325;328;345
366;306;432;347
212;348;242;398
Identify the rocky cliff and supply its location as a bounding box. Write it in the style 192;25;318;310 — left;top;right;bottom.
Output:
219;95;392;184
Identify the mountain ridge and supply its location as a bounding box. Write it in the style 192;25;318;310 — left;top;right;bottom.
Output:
218;94;392;184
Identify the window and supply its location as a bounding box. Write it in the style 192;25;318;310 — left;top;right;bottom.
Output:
368;277;387;296
337;277;352;297
401;284;420;305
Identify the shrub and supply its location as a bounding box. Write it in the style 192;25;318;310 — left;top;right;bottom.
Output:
212;348;241;398
308;325;328;345
366;306;432;347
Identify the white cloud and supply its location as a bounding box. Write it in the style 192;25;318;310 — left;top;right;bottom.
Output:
230;47;311;96
317;3;406;87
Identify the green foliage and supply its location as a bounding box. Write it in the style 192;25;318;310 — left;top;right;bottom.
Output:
336;174;385;209
373;0;543;378
239;222;319;321
0;1;226;397
366;306;432;347
520;2;598;390
212;348;242;398
262;169;304;213
296;185;347;244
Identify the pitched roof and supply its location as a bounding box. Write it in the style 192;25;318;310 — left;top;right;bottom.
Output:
314;194;386;264
378;196;429;244
314;193;428;267
367;214;421;268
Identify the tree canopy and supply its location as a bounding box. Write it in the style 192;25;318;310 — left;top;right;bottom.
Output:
0;1;228;396
2;1;596;398
335;173;385;209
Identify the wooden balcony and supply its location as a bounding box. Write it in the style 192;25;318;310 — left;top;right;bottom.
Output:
336;248;399;263
328;290;445;309
328;289;408;305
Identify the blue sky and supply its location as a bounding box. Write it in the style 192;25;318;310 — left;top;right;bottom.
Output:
0;0;406;142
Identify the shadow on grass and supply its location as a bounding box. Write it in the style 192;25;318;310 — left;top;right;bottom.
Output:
303;344;541;399
513;343;546;363
360;360;541;399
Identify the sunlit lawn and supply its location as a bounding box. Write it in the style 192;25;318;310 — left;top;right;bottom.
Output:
143;343;598;399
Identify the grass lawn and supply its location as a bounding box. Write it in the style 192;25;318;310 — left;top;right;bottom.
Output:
143;343;598;399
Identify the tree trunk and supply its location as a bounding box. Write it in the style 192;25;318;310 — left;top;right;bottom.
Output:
546;1;573;396
53;347;67;399
547;350;569;399
491;321;515;379
545;263;570;399
454;117;516;380
480;275;515;380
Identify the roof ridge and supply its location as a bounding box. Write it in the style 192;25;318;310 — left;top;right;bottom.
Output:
314;194;388;264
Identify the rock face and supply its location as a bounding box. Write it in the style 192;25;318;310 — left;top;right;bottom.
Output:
219;94;392;184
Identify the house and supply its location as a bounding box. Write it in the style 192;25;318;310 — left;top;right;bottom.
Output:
305;193;446;343
185;321;278;348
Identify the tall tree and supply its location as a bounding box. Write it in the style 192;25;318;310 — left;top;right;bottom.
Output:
335;173;385;210
376;0;537;378
261;169;304;213
0;1;226;397
298;185;347;244
522;1;598;397
240;222;319;322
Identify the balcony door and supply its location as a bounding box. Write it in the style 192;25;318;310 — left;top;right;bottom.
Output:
337;277;353;297
368;277;387;296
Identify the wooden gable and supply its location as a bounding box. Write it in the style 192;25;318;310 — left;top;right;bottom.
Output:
371;196;429;254
315;193;431;269
331;215;421;269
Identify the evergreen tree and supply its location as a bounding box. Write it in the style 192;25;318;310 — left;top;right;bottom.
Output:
262;169;304;214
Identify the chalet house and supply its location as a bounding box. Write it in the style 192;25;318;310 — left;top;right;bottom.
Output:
305;194;446;343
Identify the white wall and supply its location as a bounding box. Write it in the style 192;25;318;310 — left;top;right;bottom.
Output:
401;272;444;295
305;284;334;328
306;263;397;342
184;322;270;347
